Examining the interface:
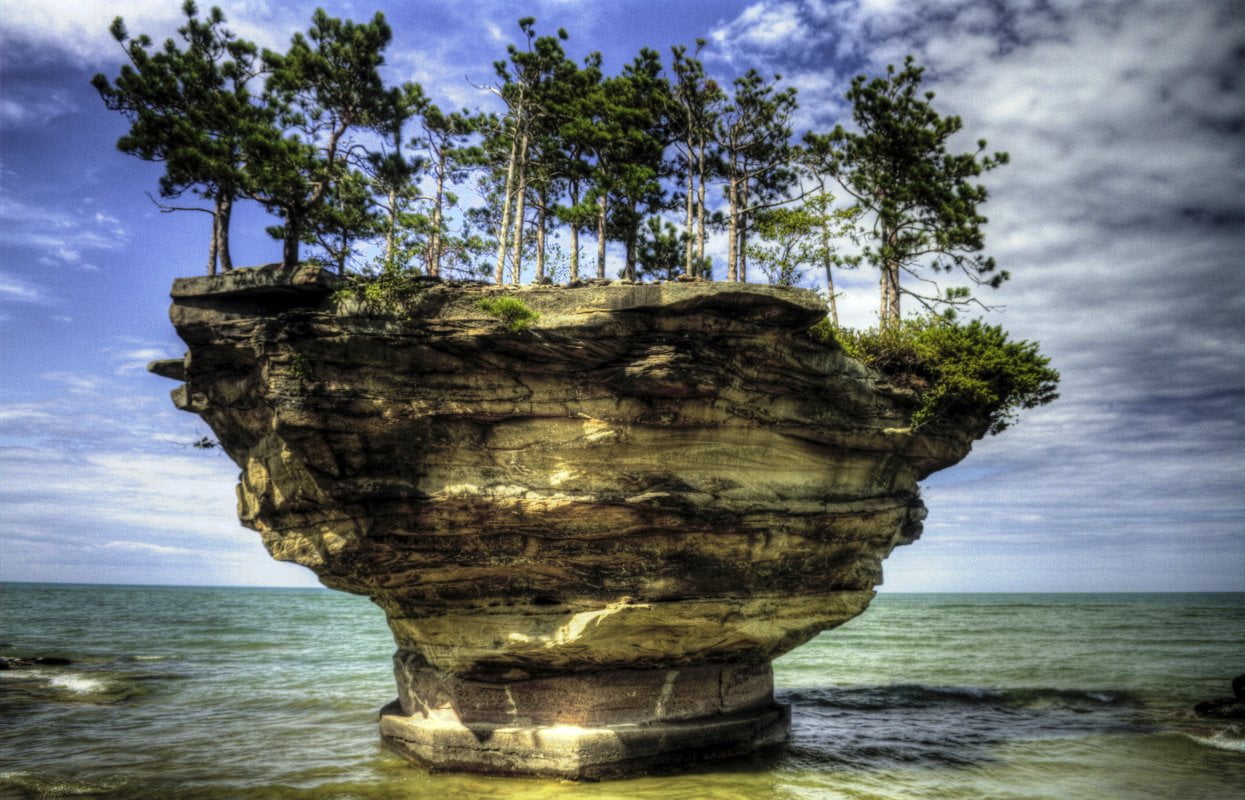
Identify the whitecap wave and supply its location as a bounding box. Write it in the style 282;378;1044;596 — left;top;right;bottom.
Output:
1184;731;1245;752
47;673;110;694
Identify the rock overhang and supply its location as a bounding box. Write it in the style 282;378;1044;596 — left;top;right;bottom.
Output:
154;264;987;777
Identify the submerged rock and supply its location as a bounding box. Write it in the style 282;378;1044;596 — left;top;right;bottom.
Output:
1195;674;1245;719
156;265;989;779
0;656;73;669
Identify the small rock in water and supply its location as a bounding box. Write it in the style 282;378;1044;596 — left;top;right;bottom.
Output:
0;655;74;669
1194;698;1245;719
1194;675;1245;718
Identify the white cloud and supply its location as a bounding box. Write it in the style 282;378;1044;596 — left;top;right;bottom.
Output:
0;90;77;129
0;271;47;304
110;347;177;375
39;372;105;395
0;191;128;269
705;0;1245;590
0;0;300;65
0;1;179;63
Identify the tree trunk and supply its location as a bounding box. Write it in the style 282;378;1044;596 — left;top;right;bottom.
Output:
431;153;446;277
824;264;839;327
568;181;581;282
885;260;901;324
624;203;637;281
282;211;301;268
880;226;901;326
336;229;348;275
684;146;694;276
535;190;547;283
207;211;219;276
494;128;520;284
596;194;607;279
738;218;748;283
738;176;750;283
509;134;529;285
726;176;738;282
822;232;838;327
879;260;901;327
217;193;233;272
696;140;707;278
385;186;398;271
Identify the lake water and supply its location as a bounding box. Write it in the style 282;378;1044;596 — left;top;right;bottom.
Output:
2;584;1242;799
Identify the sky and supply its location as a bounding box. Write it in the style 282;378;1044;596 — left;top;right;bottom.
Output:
0;0;1241;592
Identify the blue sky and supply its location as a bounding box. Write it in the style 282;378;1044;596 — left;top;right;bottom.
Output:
1;0;1241;591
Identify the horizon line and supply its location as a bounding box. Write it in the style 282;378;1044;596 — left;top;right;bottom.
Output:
2;580;1241;594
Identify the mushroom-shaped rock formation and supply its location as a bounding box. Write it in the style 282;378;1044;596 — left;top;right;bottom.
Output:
153;265;987;779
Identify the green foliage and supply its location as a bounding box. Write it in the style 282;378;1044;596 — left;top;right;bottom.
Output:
97;3;1016;309
635;216;686;281
253;9;396;267
331;266;430;315
285;351;315;394
477;296;539;332
747;198;859;288
822;316;1059;435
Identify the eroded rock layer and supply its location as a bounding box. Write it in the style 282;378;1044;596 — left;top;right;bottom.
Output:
156;265;986;778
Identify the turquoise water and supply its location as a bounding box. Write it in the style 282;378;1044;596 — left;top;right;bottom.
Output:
1;585;1242;799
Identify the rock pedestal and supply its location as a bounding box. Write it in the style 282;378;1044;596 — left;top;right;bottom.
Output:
154;265;986;779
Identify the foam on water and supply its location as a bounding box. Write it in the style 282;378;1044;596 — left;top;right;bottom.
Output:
46;672;111;695
1183;731;1245;752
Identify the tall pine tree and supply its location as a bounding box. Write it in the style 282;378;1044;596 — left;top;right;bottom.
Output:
92;1;264;275
808;56;1009;326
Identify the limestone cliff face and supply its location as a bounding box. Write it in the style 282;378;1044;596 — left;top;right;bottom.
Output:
155;265;986;777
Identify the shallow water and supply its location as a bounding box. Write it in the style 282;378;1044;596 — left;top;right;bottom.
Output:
2;585;1241;799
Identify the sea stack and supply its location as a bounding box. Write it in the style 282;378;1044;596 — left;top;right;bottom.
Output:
152;265;987;779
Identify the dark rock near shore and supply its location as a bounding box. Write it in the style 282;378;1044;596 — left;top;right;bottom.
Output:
0;656;73;669
1195;674;1245;718
1194;698;1245;719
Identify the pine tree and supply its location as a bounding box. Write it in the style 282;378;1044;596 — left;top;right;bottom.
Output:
808;56;1009;326
418;105;481;276
366;82;426;273
548;53;603;282
92;1;263;275
487;19;572;284
746;196;859;312
670;42;724;278
251;10;394;268
635;216;687;281
714;70;799;282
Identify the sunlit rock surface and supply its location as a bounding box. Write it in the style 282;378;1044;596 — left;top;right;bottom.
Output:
155;264;987;779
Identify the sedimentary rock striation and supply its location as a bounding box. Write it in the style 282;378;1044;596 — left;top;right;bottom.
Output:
153;264;988;778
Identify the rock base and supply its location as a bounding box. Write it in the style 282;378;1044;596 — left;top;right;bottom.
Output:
378;661;790;778
379;700;789;779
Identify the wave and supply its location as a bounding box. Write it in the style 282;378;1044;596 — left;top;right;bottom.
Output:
46;673;112;695
780;683;1139;711
1182;730;1245;752
1;666;157;705
775;682;1153;772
